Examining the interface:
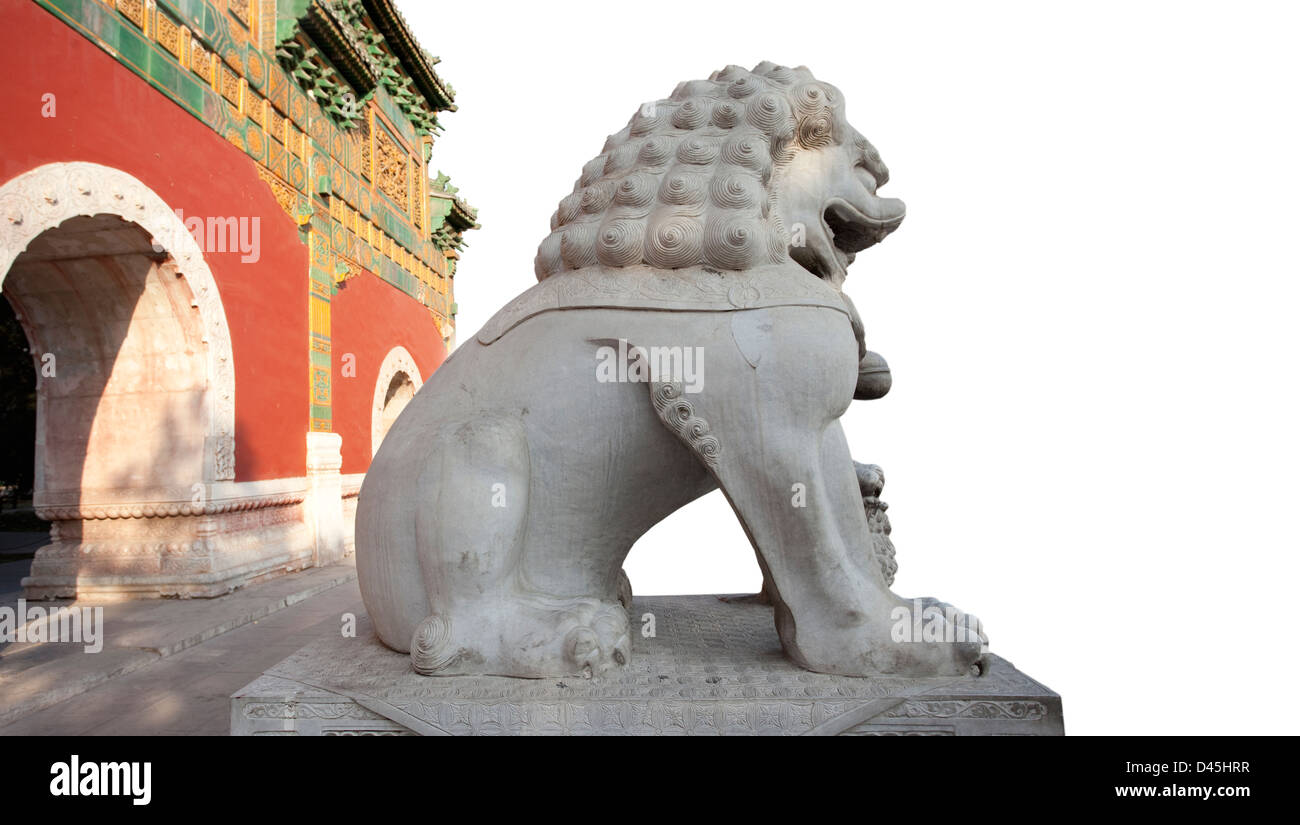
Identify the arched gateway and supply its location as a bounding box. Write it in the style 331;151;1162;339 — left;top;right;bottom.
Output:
0;163;254;598
1;1;477;598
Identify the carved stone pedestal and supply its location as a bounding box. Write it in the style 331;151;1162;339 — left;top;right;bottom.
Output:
231;596;1063;736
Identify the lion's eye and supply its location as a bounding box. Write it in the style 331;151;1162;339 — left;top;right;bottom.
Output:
854;164;878;193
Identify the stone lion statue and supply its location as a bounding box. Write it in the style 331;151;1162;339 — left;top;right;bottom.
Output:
357;62;987;679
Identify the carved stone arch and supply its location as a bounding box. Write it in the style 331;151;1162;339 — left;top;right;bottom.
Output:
0;162;237;482
371;345;422;456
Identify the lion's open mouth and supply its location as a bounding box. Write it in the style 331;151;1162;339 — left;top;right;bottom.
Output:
792;198;904;284
825;198;902;255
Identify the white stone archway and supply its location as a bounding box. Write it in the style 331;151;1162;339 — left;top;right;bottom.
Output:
0;162;272;598
0;162;236;484
371;345;423;456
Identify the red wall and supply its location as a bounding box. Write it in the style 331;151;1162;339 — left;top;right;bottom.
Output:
330;271;446;475
0;1;307;481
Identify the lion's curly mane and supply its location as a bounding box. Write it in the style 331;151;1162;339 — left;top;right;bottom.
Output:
534;62;889;281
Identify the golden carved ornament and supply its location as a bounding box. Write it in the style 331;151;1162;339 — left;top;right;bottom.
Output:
373;125;409;213
115;0;147;32
155;13;185;61
229;0;253;27
257;167;298;219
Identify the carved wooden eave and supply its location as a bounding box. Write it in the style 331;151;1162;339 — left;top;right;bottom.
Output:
428;185;479;254
360;0;457;113
447;198;478;233
299;0;377;98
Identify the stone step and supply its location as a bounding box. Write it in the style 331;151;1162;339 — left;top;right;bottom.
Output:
0;561;356;727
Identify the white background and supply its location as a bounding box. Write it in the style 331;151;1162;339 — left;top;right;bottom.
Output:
399;0;1300;735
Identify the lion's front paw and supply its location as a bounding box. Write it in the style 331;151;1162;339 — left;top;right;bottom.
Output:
914;596;988;648
891;596;989;677
789;593;990;679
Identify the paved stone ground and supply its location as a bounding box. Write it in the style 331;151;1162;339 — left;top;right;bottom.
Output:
0;531;46;558
0;557;32;605
0;533;47;608
0;580;365;735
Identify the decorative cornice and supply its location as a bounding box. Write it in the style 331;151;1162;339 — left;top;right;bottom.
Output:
36;493;307;521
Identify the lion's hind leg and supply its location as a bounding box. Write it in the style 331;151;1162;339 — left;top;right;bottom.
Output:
402;412;633;679
400;413;531;674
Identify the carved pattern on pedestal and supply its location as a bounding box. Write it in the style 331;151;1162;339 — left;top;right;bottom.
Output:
883;700;1048;721
238;597;1060;736
243;701;386;721
844;725;955;736
0;162;237;481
